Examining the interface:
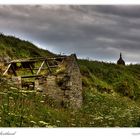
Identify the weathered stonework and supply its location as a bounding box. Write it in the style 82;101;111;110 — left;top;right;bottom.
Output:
11;76;21;88
2;54;83;109
37;54;83;109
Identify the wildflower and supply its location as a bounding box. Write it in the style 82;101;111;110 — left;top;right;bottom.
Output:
42;95;46;97
56;120;61;123
21;93;27;97
94;116;103;120
9;96;14;100
10;87;18;90
71;123;76;126
105;116;114;121
39;121;49;126
40;101;44;103
0;92;6;95
30;121;37;124
8;112;15;116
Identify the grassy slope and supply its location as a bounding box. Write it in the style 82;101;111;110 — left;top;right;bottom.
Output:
77;60;140;127
0;34;54;59
1;60;140;127
1;34;140;127
79;60;140;100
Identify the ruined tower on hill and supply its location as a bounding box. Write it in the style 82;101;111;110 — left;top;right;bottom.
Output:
117;53;125;65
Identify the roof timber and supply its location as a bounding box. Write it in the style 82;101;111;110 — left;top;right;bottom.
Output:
9;56;66;64
3;63;12;75
36;60;45;75
21;75;44;78
3;56;66;77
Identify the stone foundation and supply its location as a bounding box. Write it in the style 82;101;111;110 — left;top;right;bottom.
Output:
37;54;83;109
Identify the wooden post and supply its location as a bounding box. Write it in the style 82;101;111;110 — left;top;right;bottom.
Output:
3;63;12;75
11;64;17;76
29;63;34;74
36;60;45;75
45;60;51;74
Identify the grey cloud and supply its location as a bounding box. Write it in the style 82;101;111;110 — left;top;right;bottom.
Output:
0;5;140;63
93;5;140;19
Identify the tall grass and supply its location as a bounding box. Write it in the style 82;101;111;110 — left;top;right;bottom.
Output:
1;76;140;127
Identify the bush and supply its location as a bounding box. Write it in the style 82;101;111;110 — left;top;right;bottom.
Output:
114;81;134;98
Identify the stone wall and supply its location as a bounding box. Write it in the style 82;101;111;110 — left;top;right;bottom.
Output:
63;54;82;109
39;54;83;109
2;54;83;109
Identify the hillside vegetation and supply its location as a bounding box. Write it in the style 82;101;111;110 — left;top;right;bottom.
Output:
79;60;140;100
0;33;54;59
0;34;140;127
78;60;140;127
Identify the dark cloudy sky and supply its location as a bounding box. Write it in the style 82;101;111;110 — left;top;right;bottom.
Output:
0;5;140;63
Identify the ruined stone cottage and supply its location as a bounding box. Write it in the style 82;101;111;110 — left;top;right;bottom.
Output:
2;54;83;109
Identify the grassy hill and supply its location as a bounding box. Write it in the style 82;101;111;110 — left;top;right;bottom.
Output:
79;60;140;100
77;60;140;127
0;33;54;59
1;34;140;127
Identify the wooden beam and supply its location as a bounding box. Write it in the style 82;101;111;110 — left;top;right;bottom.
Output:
3;63;12;75
49;65;58;68
21;75;42;78
45;60;51;74
21;68;48;70
9;56;65;64
11;64;17;76
29;63;34;74
36;60;45;75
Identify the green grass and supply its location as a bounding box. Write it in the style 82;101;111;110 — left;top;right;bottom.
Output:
78;59;140;100
1;34;140;127
0;86;140;127
0;33;54;59
1;59;140;127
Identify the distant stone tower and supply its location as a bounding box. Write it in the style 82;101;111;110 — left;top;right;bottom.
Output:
117;53;125;65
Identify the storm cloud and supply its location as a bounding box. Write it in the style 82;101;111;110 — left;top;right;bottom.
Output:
0;5;140;63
